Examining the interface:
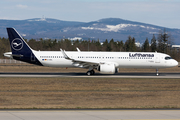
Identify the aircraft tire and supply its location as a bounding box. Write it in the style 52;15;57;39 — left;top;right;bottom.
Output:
86;70;95;76
91;70;95;75
86;71;91;76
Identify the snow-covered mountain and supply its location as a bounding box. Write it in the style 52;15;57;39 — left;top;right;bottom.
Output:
82;24;157;32
0;18;180;44
56;18;180;43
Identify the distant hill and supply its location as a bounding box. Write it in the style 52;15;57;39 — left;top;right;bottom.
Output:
0;18;84;38
0;18;180;44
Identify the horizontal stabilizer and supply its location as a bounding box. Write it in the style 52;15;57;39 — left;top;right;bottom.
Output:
4;52;23;58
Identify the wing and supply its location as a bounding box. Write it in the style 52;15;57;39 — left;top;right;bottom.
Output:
60;49;100;68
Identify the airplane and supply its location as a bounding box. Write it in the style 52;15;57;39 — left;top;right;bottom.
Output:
4;28;178;76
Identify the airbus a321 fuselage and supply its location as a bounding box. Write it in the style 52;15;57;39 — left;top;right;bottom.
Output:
4;28;178;76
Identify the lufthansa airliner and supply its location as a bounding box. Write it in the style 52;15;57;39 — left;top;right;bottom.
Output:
4;28;178;76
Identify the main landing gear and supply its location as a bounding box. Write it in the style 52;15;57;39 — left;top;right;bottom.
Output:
86;70;95;76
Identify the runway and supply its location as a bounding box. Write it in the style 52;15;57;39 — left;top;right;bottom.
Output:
0;109;180;120
0;72;180;78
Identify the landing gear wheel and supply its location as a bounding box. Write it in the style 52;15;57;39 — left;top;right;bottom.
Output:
86;71;91;76
86;70;95;76
90;70;95;75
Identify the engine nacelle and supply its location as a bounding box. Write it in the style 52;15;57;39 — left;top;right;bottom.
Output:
97;63;118;74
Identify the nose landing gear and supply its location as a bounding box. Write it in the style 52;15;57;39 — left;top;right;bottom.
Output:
156;68;159;76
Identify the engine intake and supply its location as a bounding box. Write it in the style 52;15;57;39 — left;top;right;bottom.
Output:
97;63;118;74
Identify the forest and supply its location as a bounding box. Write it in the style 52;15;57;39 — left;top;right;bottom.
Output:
0;29;179;61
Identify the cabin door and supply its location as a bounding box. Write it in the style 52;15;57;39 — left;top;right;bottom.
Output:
155;54;160;63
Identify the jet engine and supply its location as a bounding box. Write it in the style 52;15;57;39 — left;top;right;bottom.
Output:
97;63;118;74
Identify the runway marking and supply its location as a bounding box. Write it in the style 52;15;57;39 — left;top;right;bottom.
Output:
0;72;180;78
123;119;180;120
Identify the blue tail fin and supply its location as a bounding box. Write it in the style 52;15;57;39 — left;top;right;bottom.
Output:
7;28;42;66
7;28;32;55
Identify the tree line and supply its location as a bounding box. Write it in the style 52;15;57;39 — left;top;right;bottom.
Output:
0;29;180;61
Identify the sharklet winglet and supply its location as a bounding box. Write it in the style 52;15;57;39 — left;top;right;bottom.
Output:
60;49;71;60
76;47;81;52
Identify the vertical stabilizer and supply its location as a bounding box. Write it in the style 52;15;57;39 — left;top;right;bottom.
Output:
7;28;32;55
6;28;42;65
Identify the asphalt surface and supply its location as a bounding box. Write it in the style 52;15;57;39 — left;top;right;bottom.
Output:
0;72;180;78
0;109;180;120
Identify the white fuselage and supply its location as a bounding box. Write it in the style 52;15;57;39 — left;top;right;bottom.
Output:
33;50;178;69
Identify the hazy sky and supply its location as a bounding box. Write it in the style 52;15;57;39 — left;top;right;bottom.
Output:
0;0;180;29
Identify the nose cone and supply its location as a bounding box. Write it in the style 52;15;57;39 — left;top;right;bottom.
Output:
173;60;178;67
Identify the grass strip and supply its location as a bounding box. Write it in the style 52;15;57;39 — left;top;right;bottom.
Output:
0;77;180;109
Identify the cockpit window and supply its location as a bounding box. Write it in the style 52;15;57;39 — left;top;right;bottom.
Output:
165;56;172;60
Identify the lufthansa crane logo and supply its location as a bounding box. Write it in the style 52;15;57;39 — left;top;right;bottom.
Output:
11;38;23;51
